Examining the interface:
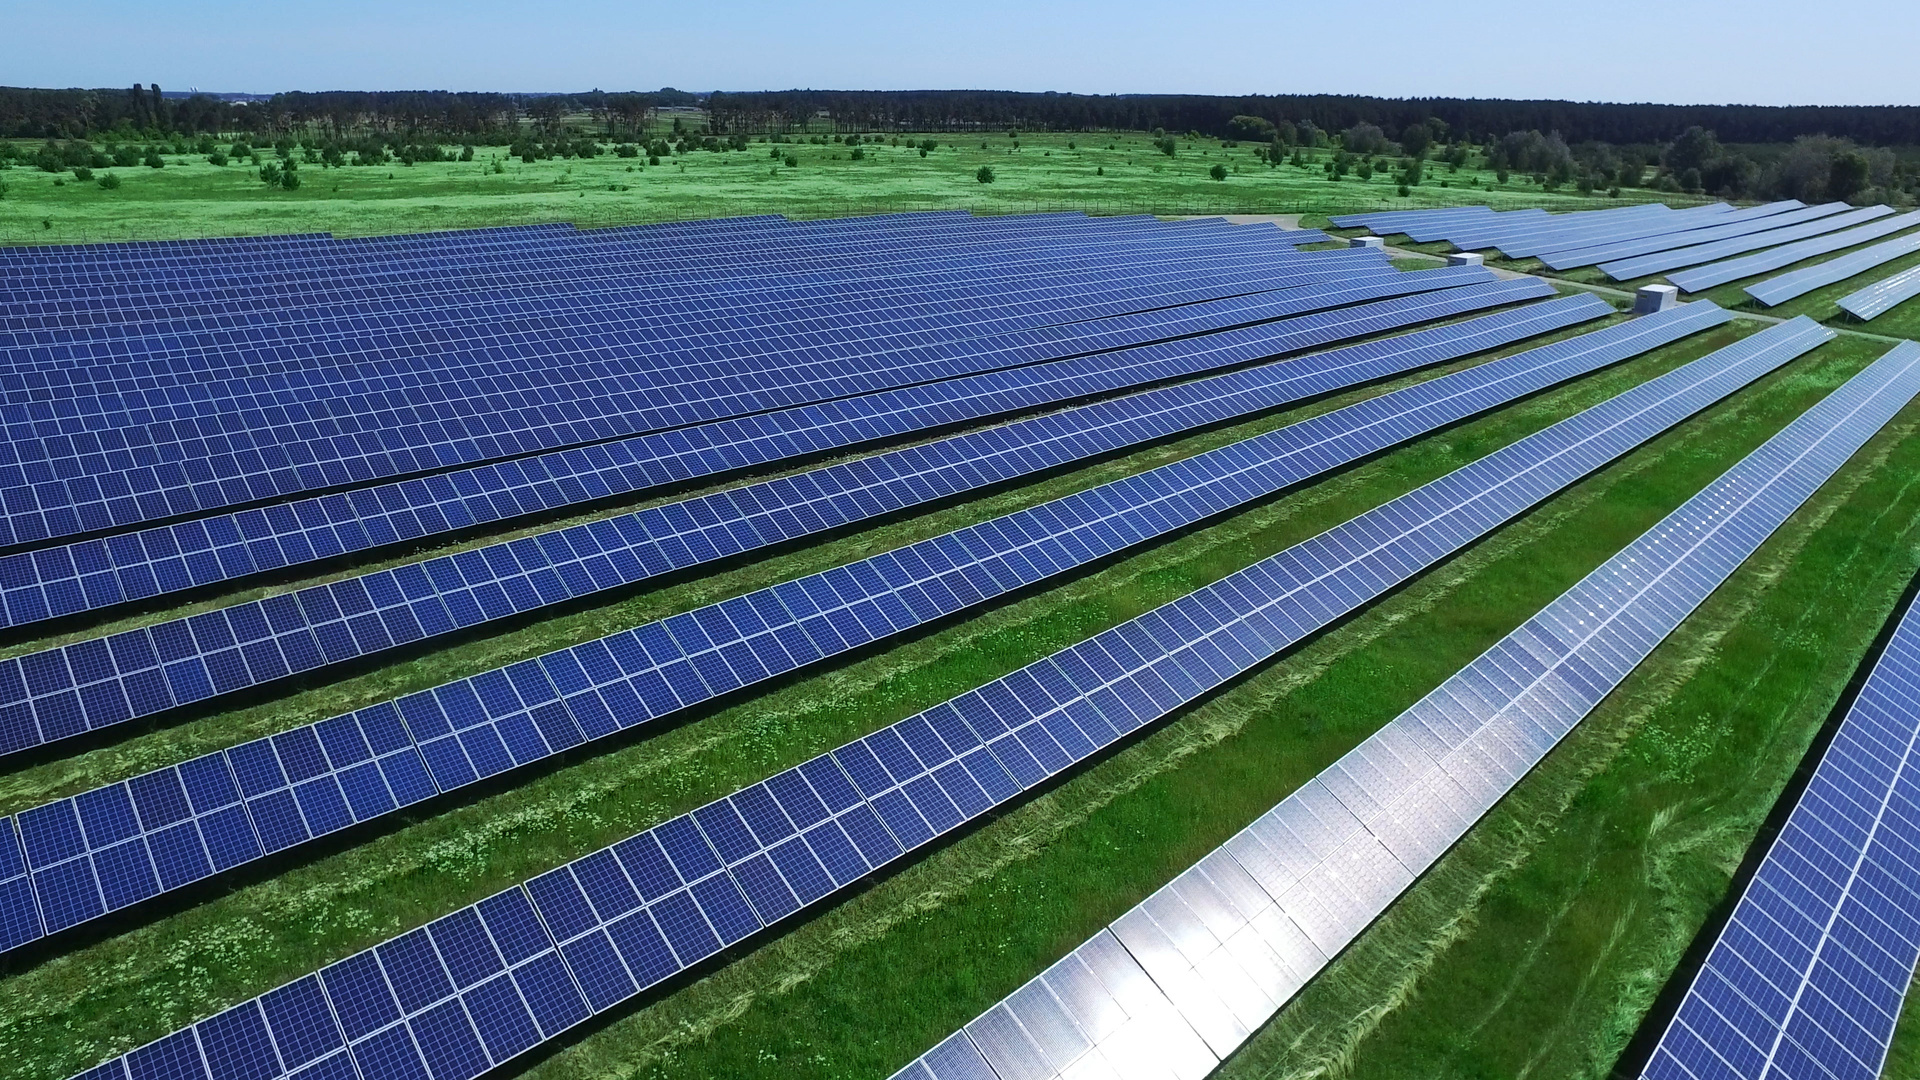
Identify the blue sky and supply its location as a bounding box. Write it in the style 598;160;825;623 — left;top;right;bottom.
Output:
11;0;1919;105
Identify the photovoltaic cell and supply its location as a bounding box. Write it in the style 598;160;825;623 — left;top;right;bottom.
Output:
1667;209;1920;293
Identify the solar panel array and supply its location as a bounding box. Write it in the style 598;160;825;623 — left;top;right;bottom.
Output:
1746;230;1920;307
0;278;1575;762
0;267;1526;642
889;333;1920;1080
1838;264;1920;322
1535;201;1825;270
1;296;1715;955
1600;207;1898;282
1641;519;1920;1080
1668;210;1920;294
60;309;1838;1080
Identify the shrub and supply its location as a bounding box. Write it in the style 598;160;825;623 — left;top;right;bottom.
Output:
208;152;228;167
617;143;639;158
1398;183;1411;197
649;155;662;166
143;149;164;169
259;162;281;185
72;167;93;181
784;154;798;167
850;147;864;160
976;165;995;184
460;145;475;162
112;145;140;167
97;173;120;189
1208;163;1227;181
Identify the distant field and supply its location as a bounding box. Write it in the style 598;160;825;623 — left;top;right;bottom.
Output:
2;132;1651;246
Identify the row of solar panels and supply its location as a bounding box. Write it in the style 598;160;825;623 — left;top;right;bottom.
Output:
67;308;1913;1080
1342;199;1920;329
890;336;1920;1080
1642;574;1920;1080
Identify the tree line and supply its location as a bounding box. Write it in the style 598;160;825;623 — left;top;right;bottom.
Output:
8;85;1920;147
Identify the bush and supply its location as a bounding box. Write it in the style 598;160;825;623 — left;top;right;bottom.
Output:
617;144;639;158
208;152;228;167
850;147;864;160
112;145;140;167
976;165;995;184
143;149;164;169
1208;163;1227;181
919;148;928;158
1398;183;1411;197
97;173;120;189
259;162;281;185
784;154;798;168
460;145;475;161
72;167;93;181
649;155;662;166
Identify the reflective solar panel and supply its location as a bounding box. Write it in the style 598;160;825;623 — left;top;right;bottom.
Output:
1668;209;1920;293
1640;498;1920;1080
889;332;1920;1080
1746;229;1920;307
67;315;1844;1080
1837;263;1920;322
4;301;1722;953
1600;206;1897;281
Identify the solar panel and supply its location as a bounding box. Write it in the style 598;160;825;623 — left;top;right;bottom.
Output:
0;272;1530;639
1746;229;1920;307
1601;206;1897;281
1433;203;1679;250
1668;209;1920;293
63;314;1840;1080
1540;201;1846;271
3;300;1721;953
1639;519;1920;1079
1491;202;1754;259
888;332;1920;1080
1836;263;1920;322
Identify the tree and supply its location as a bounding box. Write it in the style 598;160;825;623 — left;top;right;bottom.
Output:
1227;115;1277;142
1399;123;1431;158
1829;151;1871;201
976;165;995;183
1342;122;1389;155
1208;163;1227;181
142;148;163;168
1663;127;1720;175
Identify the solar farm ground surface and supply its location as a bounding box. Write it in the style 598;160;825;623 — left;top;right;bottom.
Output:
0;131;1659;248
3;236;1920;1080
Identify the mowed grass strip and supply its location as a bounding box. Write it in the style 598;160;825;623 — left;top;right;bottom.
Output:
0;316;1748;1079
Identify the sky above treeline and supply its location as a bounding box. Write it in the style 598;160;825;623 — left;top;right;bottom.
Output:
11;0;1919;107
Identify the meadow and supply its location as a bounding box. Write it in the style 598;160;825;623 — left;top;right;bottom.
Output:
2;130;1650;247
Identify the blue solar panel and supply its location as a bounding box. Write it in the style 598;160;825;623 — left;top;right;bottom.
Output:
889;332;1920;1080
1837;263;1920;322
1746;229;1920;307
6;301;1724;954
1601;206;1898;281
1668;209;1920;293
68;314;1851;1080
1640;458;1920;1079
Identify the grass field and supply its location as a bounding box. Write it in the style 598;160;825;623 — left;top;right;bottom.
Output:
1;132;1658;247
4;281;1918;1080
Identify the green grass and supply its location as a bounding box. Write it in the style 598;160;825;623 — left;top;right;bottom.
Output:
12;312;1889;1080
1;133;1661;248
